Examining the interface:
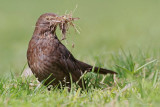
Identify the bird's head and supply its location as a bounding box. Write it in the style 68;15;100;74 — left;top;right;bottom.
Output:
34;13;79;39
34;13;59;35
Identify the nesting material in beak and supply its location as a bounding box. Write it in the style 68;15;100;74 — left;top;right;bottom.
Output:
49;13;80;40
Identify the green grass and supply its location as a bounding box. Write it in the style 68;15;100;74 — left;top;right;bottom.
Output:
0;51;159;107
0;0;160;106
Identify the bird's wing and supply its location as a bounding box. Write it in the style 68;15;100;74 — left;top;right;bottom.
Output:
55;43;83;83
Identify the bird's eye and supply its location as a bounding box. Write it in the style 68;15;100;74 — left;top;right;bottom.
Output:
46;17;50;20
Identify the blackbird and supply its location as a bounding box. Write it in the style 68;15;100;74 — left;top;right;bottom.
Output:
27;13;116;89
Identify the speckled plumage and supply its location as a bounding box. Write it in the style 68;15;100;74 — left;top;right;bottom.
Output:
27;13;116;88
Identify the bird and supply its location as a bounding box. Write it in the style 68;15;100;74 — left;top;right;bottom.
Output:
27;13;116;89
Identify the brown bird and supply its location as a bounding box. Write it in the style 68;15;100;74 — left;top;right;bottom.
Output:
27;13;116;89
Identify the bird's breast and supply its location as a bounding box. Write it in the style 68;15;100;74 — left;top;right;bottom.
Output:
27;38;60;80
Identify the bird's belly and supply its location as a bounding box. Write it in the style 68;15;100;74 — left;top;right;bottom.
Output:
29;54;68;86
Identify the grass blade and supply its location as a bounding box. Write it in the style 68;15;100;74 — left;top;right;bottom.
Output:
135;59;157;73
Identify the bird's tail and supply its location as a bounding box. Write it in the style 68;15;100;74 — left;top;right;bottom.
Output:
77;60;117;74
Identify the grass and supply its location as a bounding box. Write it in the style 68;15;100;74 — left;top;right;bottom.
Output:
0;51;159;107
0;0;160;106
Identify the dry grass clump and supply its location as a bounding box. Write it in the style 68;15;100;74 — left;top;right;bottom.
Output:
46;12;80;40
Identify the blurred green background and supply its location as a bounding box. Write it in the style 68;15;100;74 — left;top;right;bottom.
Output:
0;0;160;76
